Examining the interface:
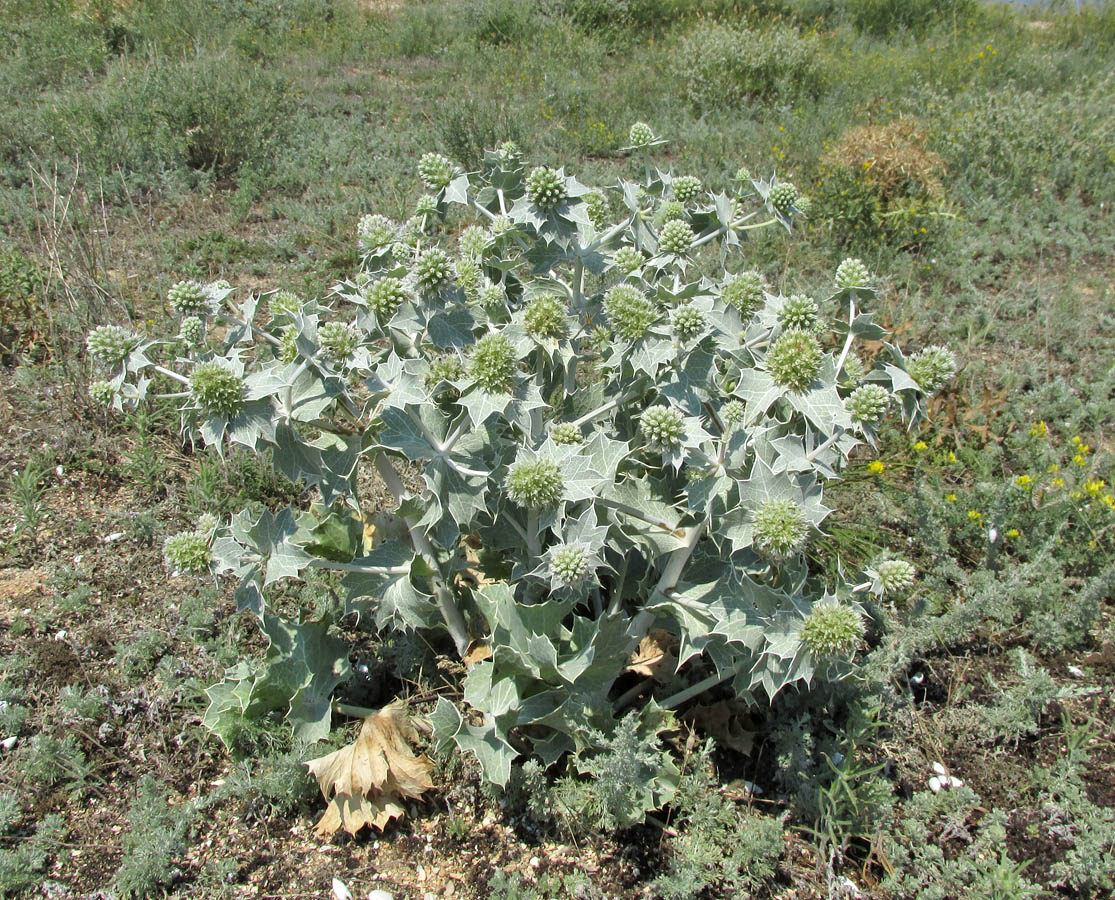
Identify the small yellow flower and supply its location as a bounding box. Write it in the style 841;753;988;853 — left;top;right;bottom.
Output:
967;510;982;520
945;493;957;503
1073;454;1087;467
1071;490;1084;500
1029;421;1047;438
1084;479;1107;497
867;460;885;475
1006;528;1020;538
946;451;958;463
1014;474;1032;489
913;441;928;451
1101;494;1115;510
1048;463;1060;473
1052;477;1065;488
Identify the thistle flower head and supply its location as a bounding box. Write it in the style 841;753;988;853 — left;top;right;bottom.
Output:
357;214;397;252
753;498;808;559
163;531;212;575
365;276;408;320
584;191;609;229
425;354;464;389
550;544;588;587
469;333;517;393
506;458;564;510
415;194;439;217
391;241;412;264
641;406;685;449
612;247;644;274
179;315;206;347
767;328;823;393
479;281;507;310
167;280;210;317
629;122;655;146
318;321;360;364
722;271;767;318
659;218;694;255
671;305;705;341
842;355;866;381
604;284;657;342
657;200;686;224
414;248;454;292
795;195;813;217
672;175;702;204
458;225;492;258
489;215;516;238
455;255;484;297
550;423;582;445
734;165;752;184
279;326;298;363
908;346;956;394
768;181;799;214
418;152;457;192
189;361;244;417
875;558;916;595
524;295;567;340
835;257;871;289
196;513;220;535
720;399;745;427
779;294;819;332
801;604;864;657
89;380;116;405
526;166;566;210
268;290;302;319
846;384;890;426
86;325;137;366
496;140;521;161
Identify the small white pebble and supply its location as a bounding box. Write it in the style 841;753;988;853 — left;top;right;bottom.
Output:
368;891;393;900
1067;665;1085;678
73;554;83;564
55;466;64;477
1;737;17;751
104;532;126;543
929;775;943;793
55;630;66;641
332;879;353;900
529;857;540;869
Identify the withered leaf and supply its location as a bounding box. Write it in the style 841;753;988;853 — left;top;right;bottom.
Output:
681;700;756;756
627;630;679;683
306;703;434;836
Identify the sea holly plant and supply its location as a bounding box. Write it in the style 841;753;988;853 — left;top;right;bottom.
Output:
88;131;952;817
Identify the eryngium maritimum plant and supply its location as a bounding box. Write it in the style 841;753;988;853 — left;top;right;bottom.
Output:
89;133;951;802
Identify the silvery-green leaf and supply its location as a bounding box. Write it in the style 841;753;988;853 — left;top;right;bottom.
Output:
430;698;515;787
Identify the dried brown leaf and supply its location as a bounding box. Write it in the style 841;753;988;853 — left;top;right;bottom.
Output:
681;700;756;756
627;630;678;683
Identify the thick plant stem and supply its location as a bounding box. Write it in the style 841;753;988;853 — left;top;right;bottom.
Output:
655;521;706;595
835;297;858;374
307;559;411;576
660;661;745;710
526;508;541;560
598;497;683;536
372;452;470;656
153;365;189;385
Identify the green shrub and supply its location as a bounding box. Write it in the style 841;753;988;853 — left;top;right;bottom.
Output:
112;776;194;900
847;0;976;38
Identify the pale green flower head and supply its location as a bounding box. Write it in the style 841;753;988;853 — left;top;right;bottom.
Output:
89;380;116;405
612;247;644;274
767;329;822;393
506;457;564;510
768;181;798;214
318;321;360;364
365;277;408;321
604;284;657;342
455;256;484;297
268;290;302;319
163;531;212;575
835;257;871;289
875;558;916;595
641;406;684;449
672;175;702;204
458;225;492;259
801;603;864;657
584;191;609;229
779;294;819;332
418;152;457;192
550;544;588;588
179;316;206;347
629;122;655;147
469;333;517;393
908;346;956;394
526;166;566;210
550;422;582;445
167;280;209;317
86;325;136;367
671;305;705;341
357;214;397;252
722;271;767;318
753;497;808;559
846;384;890;426
524;295;567;341
279;326;298;364
720;399;745;427
414;248;454;292
189;361;244;417
659;219;694;255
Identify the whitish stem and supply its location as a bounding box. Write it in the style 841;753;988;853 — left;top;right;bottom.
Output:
655;521;706;596
153;391;190;400
597;497;684;536
659;661;745;710
586;213;636;253
690;224;727;249
526;508;541;560
835;297;858;374
806;427;846;463
153;365;189;386
439;418;469;454
497;189;508;215
737;217;778;231
569;389;637;429
307;559;411;576
572;258;585;308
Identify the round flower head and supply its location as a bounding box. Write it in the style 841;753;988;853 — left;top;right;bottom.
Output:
357;214;397;252
604;284;657;342
835;257;871;289
418;152;456;192
768;182;799;215
365;276;408;321
659;219;694;255
524;295;567;340
414;248;454;292
506;458;564;510
801;604;864;657
391;241;413;264
455;256;483;297
469;333;517;393
842;355;866;381
550;544;588;588
734;165;751;185
526;166;566;211
908;346;956;394
584;191;609;229
672;175;702;204
189;361;244;417
163;531;212;575
722;271;767;319
720;399;745;427
458;225;492;259
794;195;813;217
550;422;582;445
89;380;116;406
656;200;686;225
268;290;302;319
612;246;644;274
401;214;428;244
753;498;808;559
318;321;360;364
425;354;464;391
179;315;206;347
279;326;298;364
671;305;705;341
415;194;439;218
875;558;916;595
629;122;655;146
641;406;685;450
86;325;136;367
479;281;507;310
767;329;823;392
846;384;890;426
489;215;516;238
779;294;819;332
196;513;220;535
496;140;521;162
167;280;209;317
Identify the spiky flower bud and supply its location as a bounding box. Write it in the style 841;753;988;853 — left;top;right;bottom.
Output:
722;271;767;318
506;458;564;510
753;498;808;559
489;215;515;238
604;284;657;342
659;219;694;255
672;176;702;204
584;191;609;229
497;140;521;161
801;604;864;657
671;305;705;341
720;399;745;427
86;325;136;366
795;195;813;217
357;214;397;252
612;247;644;274
318;321;360;363
391;241;412;264
908;346;956;394
876;558;916;595
418;152;456;192
365;277;408;320
268;290;302;319
89;380;116;405
459;225;492;259
179;316;206;347
779;294;819;332
835;257;871;289
163;531;212;575
657;200;686;224
526;166;566;211
401;215;427;244
197;513;219;535
734;166;751;184
425;354;464;389
524;295;567;340
767;328;822;392
469;333;517;393
768;182;799;214
641;406;685;449
629;122;655;146
455;256;483;297
551;544;588;587
167;280;209;317
479;281;507;309
189;361;244;417
279;326;298;363
846;384;890;426
414;248;454;292
550;423;582;445
415;194;439;218
842;355;866;381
